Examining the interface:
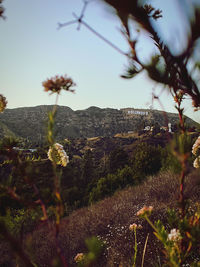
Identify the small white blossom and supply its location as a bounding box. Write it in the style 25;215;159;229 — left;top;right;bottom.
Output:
47;143;69;167
74;253;84;263
192;136;200;156
136;206;153;217
129;223;142;231
193;156;200;169
168;229;181;242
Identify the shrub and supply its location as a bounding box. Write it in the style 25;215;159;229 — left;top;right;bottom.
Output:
131;143;162;177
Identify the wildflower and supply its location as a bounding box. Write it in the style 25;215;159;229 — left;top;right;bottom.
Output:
129;223;142;231
136;206;153;217
74;253;84;263
47;143;69;167
168;229;181;242
129;223;137;231
192;136;200;156
42;74;76;94
193;156;200;169
0;94;7;112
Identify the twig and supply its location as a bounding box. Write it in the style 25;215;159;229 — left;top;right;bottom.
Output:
58;0;128;56
78;19;128;56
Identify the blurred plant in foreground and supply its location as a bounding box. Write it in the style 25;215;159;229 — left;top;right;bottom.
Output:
0;75;76;265
98;0;200;265
47;142;69;167
74;237;104;267
137;205;200;266
42;74;76;95
0;94;7;112
192;136;200;169
0;0;5;19
42;74;76;265
129;223;143;267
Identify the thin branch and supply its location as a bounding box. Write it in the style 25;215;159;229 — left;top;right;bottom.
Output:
57;20;77;30
80;19;128;56
58;0;128;56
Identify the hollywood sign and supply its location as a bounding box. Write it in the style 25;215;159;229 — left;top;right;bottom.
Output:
127;110;148;115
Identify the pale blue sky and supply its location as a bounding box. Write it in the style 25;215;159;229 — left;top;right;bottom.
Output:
0;0;199;123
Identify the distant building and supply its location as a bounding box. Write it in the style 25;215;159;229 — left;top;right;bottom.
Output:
160;126;168;131
144;126;151;131
144;123;173;133
168;123;172;133
13;147;37;153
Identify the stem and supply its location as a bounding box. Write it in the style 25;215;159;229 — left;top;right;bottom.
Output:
133;228;137;267
176;102;186;219
179;167;186;219
52;93;59;116
49;93;67;265
145;216;158;233
141;233;149;267
32;183;49;221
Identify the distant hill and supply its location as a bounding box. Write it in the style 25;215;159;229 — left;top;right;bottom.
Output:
0;105;198;143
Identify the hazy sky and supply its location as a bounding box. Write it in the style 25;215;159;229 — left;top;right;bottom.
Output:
1;0;200;123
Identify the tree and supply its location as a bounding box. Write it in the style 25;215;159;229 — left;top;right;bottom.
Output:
108;147;129;173
81;149;96;187
131;142;162;177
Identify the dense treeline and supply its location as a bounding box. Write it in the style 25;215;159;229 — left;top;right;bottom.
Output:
0;133;196;222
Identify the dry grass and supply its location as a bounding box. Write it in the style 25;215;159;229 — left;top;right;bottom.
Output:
1;170;200;266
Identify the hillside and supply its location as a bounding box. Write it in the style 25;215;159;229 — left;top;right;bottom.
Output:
1;171;200;266
0;105;198;143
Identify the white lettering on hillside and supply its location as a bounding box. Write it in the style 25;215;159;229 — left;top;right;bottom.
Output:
127;110;148;115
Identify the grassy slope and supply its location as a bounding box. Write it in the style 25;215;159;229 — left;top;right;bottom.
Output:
1;170;200;266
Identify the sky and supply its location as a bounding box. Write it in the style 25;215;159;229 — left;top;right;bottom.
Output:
0;0;200;123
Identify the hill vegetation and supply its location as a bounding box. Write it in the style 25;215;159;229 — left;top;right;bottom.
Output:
1;170;200;266
0;105;198;143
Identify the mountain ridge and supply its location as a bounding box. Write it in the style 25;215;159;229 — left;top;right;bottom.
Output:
0;105;198;143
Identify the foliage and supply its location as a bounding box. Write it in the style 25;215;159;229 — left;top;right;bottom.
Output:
137;204;200;266
75;237;104;267
0;0;5;19
161;145;182;174
98;0;200;266
131;142;162;177
89;165;138;203
108;147;129;173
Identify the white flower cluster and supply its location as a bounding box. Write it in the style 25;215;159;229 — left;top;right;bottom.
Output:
193;156;200;169
47;143;69;167
74;253;84;263
192;136;200;156
168;228;181;242
192;136;200;168
129;223;142;231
